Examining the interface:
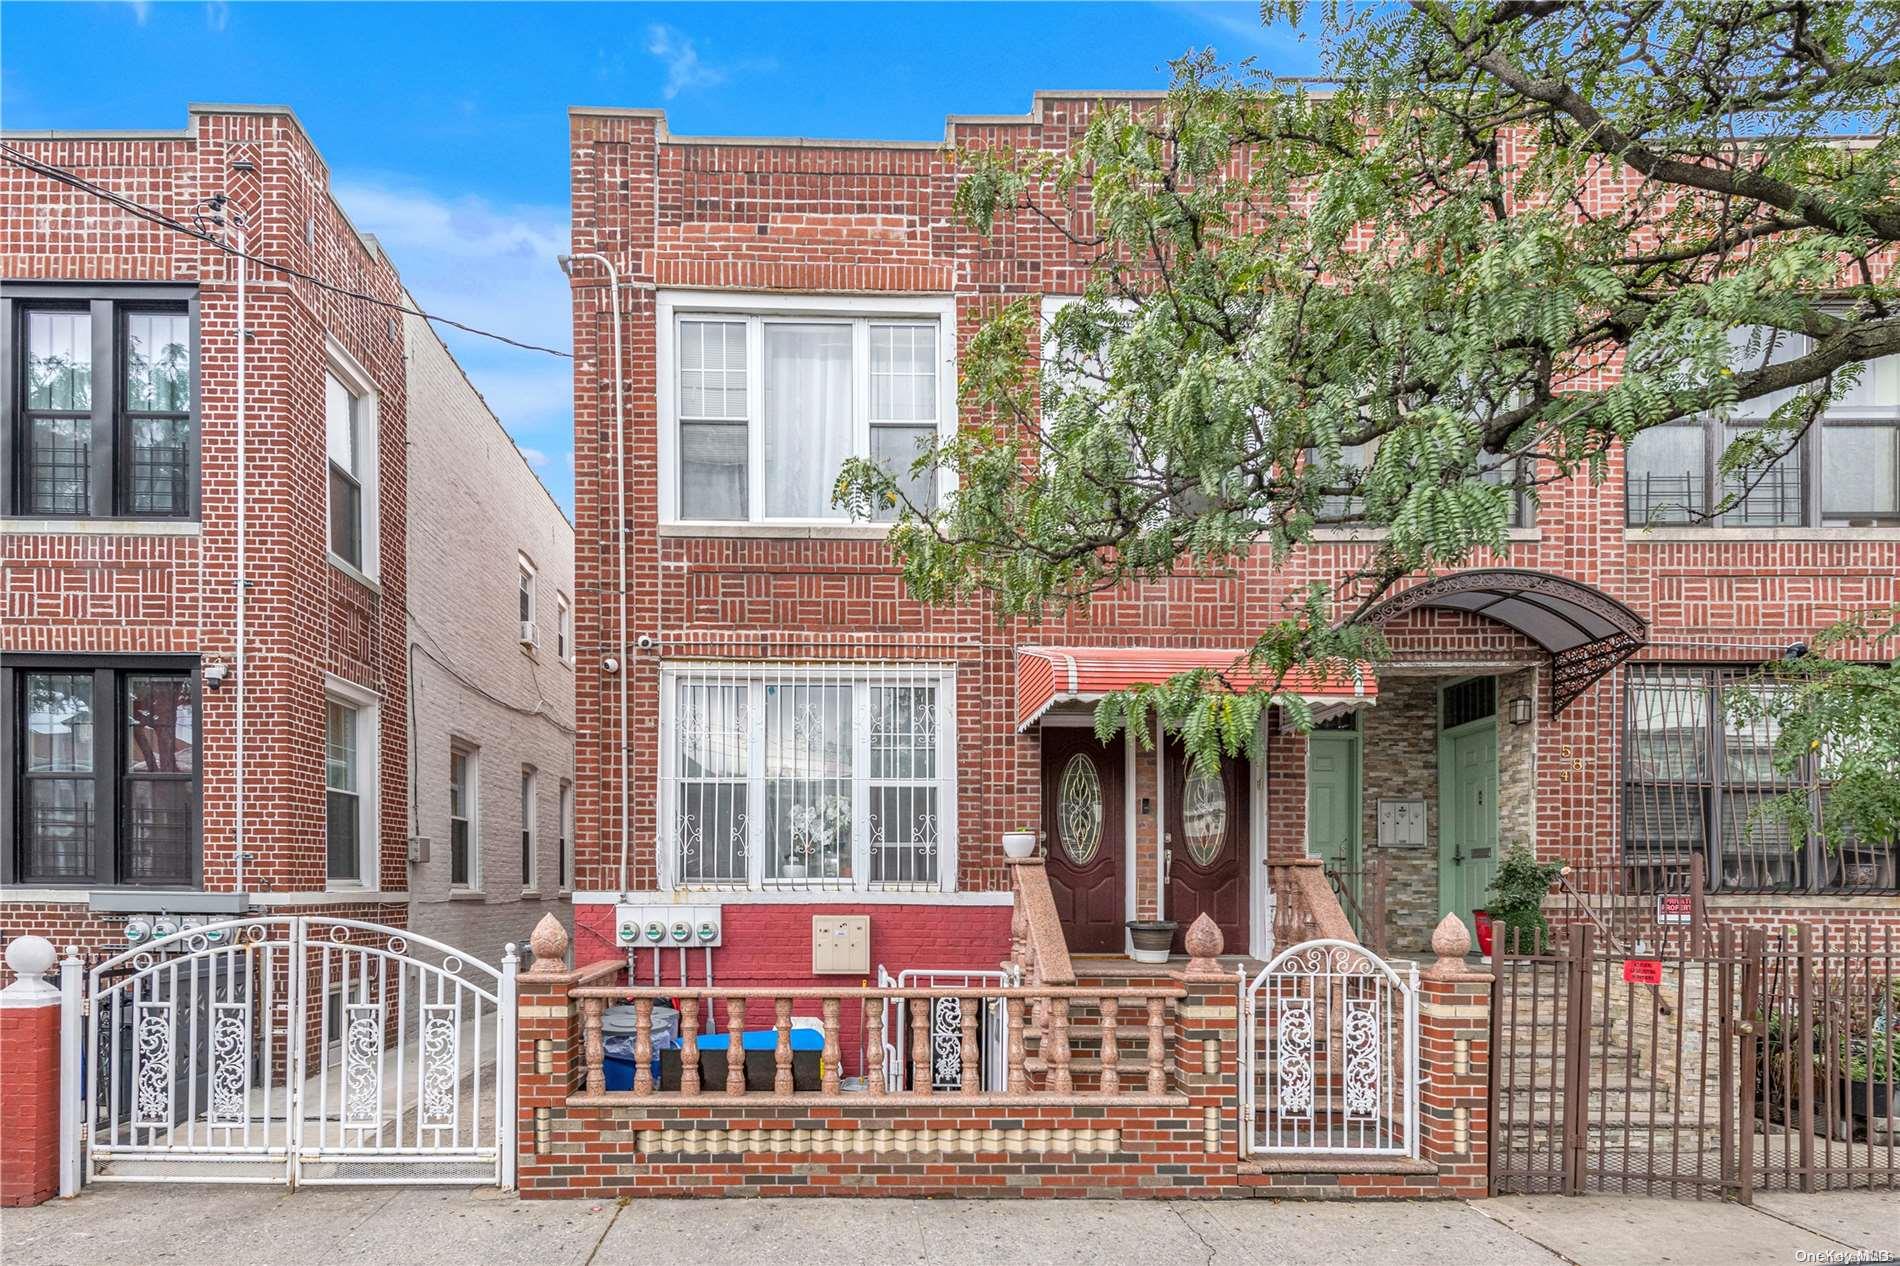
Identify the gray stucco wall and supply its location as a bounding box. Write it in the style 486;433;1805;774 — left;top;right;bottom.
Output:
402;304;575;963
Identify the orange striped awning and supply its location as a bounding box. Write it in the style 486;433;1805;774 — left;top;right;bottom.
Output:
1015;646;1376;732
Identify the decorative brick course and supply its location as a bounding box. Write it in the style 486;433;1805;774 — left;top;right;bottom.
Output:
566;97;1899;961
3;106;411;968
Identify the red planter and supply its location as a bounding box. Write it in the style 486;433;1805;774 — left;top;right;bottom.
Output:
1473;909;1496;957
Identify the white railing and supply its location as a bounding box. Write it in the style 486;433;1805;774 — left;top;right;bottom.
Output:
877;965;1020;1092
1241;938;1419;1157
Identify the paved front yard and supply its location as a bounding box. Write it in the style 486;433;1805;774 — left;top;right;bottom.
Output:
4;1186;1895;1266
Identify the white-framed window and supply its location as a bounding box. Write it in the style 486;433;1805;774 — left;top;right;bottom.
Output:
555;592;572;662
657;292;957;524
1626;327;1900;528
520;766;538;891
323;339;379;578
558;778;574;890
517;554;537;646
660;662;956;892
449;742;478;889
323;677;379;888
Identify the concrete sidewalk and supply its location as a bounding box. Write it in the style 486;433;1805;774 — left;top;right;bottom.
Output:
3;1186;1894;1266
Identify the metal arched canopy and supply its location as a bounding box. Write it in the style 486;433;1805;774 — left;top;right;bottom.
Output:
1354;568;1649;716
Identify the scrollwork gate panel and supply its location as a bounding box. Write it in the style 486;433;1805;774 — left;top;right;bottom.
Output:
1242;938;1418;1156
84;916;516;1189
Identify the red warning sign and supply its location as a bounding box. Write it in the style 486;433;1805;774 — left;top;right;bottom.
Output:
1622;959;1663;986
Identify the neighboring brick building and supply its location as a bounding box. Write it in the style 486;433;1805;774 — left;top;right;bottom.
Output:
563;91;1897;991
403;300;575;961
1;104;566;977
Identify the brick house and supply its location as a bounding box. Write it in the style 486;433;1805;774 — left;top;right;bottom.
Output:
403;299;576;960
2;104;570;977
562;91;1897;997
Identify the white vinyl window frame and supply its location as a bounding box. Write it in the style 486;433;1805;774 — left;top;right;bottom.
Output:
517;553;538;646
520;765;539;893
322;674;380;891
656;291;958;526
557;778;575;890
448;740;480;892
322;336;381;583
555;592;572;663
657;662;959;894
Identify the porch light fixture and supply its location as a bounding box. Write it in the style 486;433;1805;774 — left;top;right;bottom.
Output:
1509;695;1533;726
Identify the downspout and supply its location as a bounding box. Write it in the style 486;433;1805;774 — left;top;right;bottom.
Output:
559;253;628;893
232;212;249;896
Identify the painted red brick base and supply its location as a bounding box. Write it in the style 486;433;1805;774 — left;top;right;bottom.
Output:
0;1001;60;1207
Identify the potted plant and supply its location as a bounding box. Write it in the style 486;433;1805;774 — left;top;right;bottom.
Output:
1836;1028;1894;1121
1484;844;1564;956
1002;828;1038;860
1126;920;1177;964
783;795;850;880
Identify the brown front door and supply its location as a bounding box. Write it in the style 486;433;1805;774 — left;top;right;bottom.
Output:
1041;726;1126;954
1165;737;1248;954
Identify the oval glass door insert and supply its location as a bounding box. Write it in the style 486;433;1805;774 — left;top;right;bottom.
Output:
1057;753;1103;865
1181;765;1228;865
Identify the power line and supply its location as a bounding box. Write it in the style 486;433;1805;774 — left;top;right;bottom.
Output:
0;142;572;359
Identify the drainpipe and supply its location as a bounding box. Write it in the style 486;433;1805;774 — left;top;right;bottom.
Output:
557;252;629;893
232;211;250;897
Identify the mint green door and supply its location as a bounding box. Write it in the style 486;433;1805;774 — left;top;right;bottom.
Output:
1439;721;1499;934
1306;733;1359;877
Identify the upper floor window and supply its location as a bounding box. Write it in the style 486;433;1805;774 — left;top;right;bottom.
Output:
1626;328;1900;528
323;341;380;578
556;593;572;662
5;288;197;519
517;555;537;646
660;294;955;524
4;659;199;888
660;663;957;892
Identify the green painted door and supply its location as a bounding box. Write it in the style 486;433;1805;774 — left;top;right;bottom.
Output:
1440;721;1499;933
1306;733;1359;876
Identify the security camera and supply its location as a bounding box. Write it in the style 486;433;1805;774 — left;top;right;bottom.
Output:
602;655;621;675
636;634;656;652
204;662;230;689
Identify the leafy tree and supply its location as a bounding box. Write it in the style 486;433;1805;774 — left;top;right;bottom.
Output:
836;1;1900;793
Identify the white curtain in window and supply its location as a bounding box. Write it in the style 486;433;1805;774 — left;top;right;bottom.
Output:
763;324;852;519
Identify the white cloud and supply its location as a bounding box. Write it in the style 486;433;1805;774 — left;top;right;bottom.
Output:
204;1;229;32
332;178;576;510
645;24;726;99
125;0;151;24
517;446;550;470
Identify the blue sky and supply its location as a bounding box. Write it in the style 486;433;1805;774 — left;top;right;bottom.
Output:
1;2;1320;514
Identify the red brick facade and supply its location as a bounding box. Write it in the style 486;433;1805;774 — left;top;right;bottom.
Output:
565;94;1897;978
3;106;411;967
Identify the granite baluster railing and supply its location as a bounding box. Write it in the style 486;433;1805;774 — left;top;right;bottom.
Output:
568;985;1182;1101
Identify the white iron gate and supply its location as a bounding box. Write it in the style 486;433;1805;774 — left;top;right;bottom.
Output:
1241;937;1418;1157
877;965;1019;1092
82;916;515;1188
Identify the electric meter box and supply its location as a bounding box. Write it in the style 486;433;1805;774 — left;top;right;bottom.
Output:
615;903;722;948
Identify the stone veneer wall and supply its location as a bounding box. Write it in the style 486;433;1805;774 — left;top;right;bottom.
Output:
1362;670;1539;954
1361;677;1442;954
